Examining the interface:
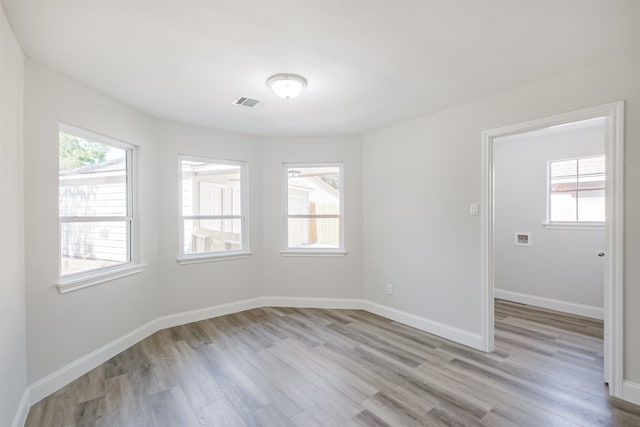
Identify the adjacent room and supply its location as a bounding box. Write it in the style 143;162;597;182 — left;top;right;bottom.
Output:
1;1;640;426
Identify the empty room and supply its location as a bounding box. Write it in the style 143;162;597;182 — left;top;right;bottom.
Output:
1;1;640;426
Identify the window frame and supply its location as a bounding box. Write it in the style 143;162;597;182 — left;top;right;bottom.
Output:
57;123;144;294
281;162;345;256
545;154;605;230
177;154;250;264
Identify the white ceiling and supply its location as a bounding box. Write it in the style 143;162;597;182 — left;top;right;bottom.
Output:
3;1;638;136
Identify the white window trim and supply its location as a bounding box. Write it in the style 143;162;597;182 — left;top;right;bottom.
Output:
543;222;605;231
546;154;605;226
177;251;252;264
58;123;139;292
178;154;250;263
56;263;146;294
280;249;347;257
282;162;345;256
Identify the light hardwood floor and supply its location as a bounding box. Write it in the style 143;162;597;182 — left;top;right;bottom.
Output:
25;300;640;426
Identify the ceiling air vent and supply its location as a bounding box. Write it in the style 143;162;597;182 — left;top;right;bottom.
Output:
232;97;260;107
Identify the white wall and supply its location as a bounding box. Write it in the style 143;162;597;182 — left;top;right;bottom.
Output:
20;64;364;394
14;35;640;416
494;123;605;313
23;61;160;383
260;136;363;299
155;121;263;315
0;5;26;426
362;50;640;381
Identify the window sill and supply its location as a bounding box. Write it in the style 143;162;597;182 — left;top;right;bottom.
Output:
543;222;605;231
57;263;146;294
177;251;252;265
280;249;347;257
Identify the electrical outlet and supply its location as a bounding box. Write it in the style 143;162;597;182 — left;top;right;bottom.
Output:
386;284;393;295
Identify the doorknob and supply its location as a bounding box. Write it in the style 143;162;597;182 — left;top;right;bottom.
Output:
598;252;605;257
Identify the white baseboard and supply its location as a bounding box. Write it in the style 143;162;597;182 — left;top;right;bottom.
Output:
155;297;264;330
623;381;640;405
495;289;603;320
26;297;265;408
262;298;484;350
15;296;505;425
362;301;484;350
10;388;30;427
14;294;639;427
28;318;158;405
261;296;365;309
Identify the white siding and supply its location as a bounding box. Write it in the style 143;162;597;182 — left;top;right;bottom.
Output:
59;171;127;263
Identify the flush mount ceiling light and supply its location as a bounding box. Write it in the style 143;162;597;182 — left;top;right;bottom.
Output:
267;73;307;100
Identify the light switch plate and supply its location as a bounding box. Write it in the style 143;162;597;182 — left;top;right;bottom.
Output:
470;203;479;215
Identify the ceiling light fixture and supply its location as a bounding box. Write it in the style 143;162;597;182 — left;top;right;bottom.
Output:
267;73;307;100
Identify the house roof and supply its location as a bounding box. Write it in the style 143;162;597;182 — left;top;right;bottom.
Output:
60;157;125;176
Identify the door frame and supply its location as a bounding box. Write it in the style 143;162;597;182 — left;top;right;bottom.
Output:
480;101;625;398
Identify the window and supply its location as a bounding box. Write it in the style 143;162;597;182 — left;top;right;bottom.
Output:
548;155;605;223
179;156;249;261
283;163;344;254
58;124;139;288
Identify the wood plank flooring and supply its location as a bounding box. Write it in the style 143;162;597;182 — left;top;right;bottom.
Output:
25;300;640;426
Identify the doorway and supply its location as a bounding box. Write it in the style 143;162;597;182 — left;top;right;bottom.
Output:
480;101;624;398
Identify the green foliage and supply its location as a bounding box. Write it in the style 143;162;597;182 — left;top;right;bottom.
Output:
321;175;340;190
59;133;109;171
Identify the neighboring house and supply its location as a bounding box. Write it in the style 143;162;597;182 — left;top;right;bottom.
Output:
59;158;127;273
288;176;340;248
182;164;242;253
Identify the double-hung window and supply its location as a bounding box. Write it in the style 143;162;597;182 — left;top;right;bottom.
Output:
548;155;605;224
283;163;344;255
58;124;140;291
179;156;249;262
